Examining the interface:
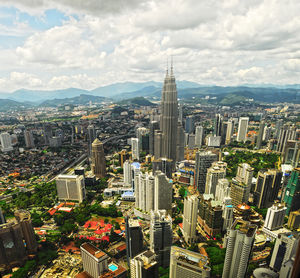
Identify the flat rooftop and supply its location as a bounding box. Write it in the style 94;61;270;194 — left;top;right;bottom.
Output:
81;243;107;259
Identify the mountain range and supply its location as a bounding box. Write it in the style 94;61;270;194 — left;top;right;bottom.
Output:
0;81;299;110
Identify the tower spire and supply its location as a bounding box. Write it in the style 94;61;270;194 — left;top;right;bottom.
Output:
170;55;174;76
166;57;169;76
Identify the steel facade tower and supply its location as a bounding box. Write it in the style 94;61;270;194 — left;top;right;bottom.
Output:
160;65;178;164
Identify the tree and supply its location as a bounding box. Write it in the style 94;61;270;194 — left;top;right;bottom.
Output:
179;187;186;198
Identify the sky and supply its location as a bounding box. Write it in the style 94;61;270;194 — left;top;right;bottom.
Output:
0;0;299;92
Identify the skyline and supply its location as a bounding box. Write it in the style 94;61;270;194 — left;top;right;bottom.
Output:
0;0;300;92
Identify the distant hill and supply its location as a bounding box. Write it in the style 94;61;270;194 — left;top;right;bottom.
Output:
0;99;32;111
40;94;108;107
118;97;155;106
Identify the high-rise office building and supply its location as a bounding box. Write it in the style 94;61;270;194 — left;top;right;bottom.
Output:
282;140;299;168
169;246;211;278
185;115;194;134
160;65;178;165
254;169;282;209
287;210;300;230
0;132;13;152
236;163;254;187
198;194;223;237
24;130;35;148
150;210;172;268
130;250;158;278
237;117;249;142
256;120;265;149
87;124;96;144
123;160;132;187
14;210;38;254
269;232;299;273
222;219;257;278
230;181;250;207
137;127;149;152
274;119;283;139
187;133;196;149
176;122;185;161
195;125;204;148
283;169;300;215
214;114;223;137
154;171;173;215
194;151;218;193
225;120;234;145
262;125;272;142
80;242;109;278
205;161;227;196
178;104;183;123
215;178;230;203
152;157;173;178
91;138;106;178
131;138;140;161
149;121;160;155
125;217;144;265
264;203;287;231
154;130;163;159
222;205;234;231
182;195;198;243
56;174;86;203
277;125;297;153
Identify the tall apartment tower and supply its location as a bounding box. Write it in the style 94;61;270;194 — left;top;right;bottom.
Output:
125;217;144;266
222;220;257;278
56;174;86;203
160;65;178;165
222;205;234;231
237;117;249;142
0;132;13;152
14;210;38;254
130;250;159;278
254;169;282;209
24;130;35;148
169;246;211;278
80;242;109;278
185;115;194;133
264;203;287;231
205;161;227;196
270;232;299;273
91;138;106;178
256;120;265;149
123;160;132;187
195;125;204;148
236;163;254;187
149;121;160;155
131;138;140;161
182;195;198;244
154;171;173;214
135;172;155;212
154;130;163;159
195;151;218;193
150;210;172;268
283;169;300;215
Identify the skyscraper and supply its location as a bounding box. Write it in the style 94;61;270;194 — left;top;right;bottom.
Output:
125;217;144;265
24;130;35;148
160;65;178;165
269;232;299;273
182;195;198;243
185;115;194;133
0;132;13;152
214;114;223;136
150;210;172;267
225;119;234;145
205;161;227;196
264;203;287;231
194;151;218;193
130;250;159;278
131;138;140;160
237;117;249;142
91;138;106;178
169;246;211;278
222;219;257;278
277;125;297;153
195;125;204;148
56;174;86;203
176;122;185;161
254;169;282;209
123;160;132;187
149;121;159;155
80;242;109;278
256;120;265;149
135;172;155;212
215;178;230;203
282;169;300;215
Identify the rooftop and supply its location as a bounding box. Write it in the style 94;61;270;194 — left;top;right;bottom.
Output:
81;243;107;259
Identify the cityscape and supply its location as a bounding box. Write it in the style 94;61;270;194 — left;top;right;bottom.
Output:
0;1;300;278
